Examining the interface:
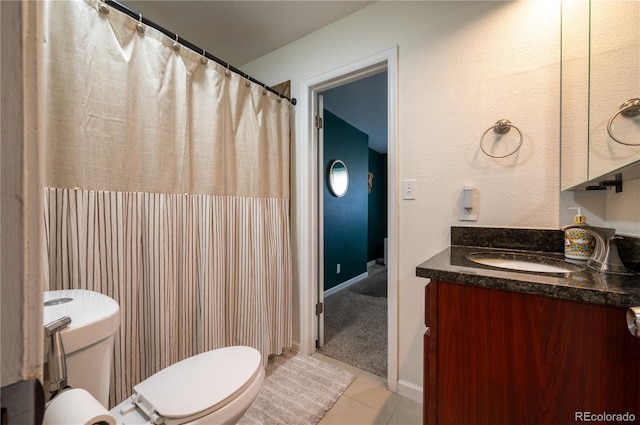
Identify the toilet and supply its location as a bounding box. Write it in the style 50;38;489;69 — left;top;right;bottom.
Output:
43;289;120;406
110;346;265;425
44;289;265;425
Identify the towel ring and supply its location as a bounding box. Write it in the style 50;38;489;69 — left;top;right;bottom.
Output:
607;98;640;147
480;119;523;158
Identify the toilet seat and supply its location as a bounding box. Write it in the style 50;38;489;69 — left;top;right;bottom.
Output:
122;346;262;425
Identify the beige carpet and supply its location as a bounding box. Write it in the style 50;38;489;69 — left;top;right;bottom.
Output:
238;349;355;425
319;267;387;377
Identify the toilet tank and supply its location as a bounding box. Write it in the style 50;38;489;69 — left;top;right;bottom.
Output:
43;289;120;407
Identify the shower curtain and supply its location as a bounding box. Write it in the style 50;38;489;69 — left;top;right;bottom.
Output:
40;0;292;406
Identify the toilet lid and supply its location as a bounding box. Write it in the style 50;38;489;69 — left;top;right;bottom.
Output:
133;346;262;420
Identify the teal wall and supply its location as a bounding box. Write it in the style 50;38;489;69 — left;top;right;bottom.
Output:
368;149;387;262
323;110;369;291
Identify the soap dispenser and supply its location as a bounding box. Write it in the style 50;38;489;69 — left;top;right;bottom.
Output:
564;207;595;261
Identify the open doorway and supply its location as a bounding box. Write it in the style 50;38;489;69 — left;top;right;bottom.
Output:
297;47;398;390
318;71;388;377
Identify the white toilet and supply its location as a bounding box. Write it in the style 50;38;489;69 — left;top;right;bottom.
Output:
43;289;120;406
110;346;265;425
44;289;265;425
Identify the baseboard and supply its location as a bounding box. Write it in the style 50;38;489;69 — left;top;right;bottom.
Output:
397;379;423;404
323;271;369;297
367;260;376;268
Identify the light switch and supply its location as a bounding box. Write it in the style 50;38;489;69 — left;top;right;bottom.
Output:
402;179;416;200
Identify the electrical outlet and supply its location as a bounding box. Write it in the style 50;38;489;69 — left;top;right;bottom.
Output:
337;264;341;274
459;186;478;221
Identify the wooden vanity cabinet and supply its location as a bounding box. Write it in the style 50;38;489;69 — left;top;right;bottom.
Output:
423;280;640;425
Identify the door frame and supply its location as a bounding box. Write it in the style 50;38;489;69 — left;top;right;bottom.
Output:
296;47;399;391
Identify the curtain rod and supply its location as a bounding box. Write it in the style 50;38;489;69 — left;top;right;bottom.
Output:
103;0;296;105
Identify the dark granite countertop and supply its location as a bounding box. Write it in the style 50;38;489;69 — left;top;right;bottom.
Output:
416;227;640;308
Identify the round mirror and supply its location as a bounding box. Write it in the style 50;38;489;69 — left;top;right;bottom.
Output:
328;160;349;197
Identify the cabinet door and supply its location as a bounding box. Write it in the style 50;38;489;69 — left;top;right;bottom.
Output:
435;281;640;425
588;1;640;180
424;282;437;425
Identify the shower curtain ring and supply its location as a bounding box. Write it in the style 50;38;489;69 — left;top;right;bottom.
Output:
136;13;145;33
200;49;208;65
172;34;180;52
262;83;268;96
98;2;109;14
225;64;232;77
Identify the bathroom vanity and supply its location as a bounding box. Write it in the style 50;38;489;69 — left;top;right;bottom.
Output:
417;227;640;425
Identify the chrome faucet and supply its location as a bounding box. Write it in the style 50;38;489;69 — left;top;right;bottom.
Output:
562;225;630;274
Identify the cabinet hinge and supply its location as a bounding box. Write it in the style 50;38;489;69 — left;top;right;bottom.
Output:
315;302;324;315
315;115;323;129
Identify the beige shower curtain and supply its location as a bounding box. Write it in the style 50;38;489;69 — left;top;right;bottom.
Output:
41;0;292;406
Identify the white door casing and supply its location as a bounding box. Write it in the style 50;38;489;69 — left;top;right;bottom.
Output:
296;47;398;391
317;94;325;348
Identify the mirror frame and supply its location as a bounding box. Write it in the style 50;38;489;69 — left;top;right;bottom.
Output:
328;160;349;197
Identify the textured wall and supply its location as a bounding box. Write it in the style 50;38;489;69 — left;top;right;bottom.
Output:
323;110;369;290
368;149;387;263
242;0;563;396
241;0;639;396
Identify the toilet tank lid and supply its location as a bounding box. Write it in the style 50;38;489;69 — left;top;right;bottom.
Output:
133;346;262;420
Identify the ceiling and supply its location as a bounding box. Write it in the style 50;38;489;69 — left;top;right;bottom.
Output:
322;72;388;153
120;1;374;66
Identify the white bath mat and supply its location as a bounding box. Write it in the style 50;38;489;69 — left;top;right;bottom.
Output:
238;349;355;425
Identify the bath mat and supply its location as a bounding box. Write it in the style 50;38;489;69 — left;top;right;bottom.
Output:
238;349;355;425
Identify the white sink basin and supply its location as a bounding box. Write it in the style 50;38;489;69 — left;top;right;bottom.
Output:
466;252;583;274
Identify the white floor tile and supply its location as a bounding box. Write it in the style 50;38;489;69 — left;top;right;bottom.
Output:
314;353;423;425
344;371;400;416
319;396;391;425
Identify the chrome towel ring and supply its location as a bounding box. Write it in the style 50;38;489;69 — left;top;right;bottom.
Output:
607;98;640;147
480;119;523;158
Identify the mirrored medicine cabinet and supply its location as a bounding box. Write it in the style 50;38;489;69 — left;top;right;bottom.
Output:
561;0;640;191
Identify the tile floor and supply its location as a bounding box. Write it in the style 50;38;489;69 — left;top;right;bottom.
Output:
312;352;423;425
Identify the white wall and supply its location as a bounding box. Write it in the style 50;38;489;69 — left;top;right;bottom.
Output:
560;179;640;237
604;178;640;236
242;1;562;395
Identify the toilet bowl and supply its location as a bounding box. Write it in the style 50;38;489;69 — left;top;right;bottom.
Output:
110;346;265;425
44;289;264;425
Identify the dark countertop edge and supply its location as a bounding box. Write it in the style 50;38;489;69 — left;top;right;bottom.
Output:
416;246;640;308
415;266;630;307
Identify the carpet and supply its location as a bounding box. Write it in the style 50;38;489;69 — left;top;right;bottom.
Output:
238;349;355;425
318;267;387;377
